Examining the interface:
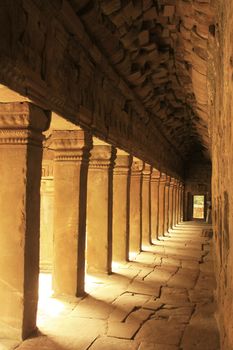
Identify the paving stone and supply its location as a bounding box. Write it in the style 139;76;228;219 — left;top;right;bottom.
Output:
126;308;153;323
167;268;199;289
182;260;200;270
188;289;213;304
161;257;181;267
143;298;164;311
135;319;185;345
152;305;193;323
71;296;114;319
16;223;219;350
159;287;190;306
89;336;138;350
138;342;179;350
107;321;140;339
181;302;220;349
0;339;20;350
109;293;150;322
126;280;161;297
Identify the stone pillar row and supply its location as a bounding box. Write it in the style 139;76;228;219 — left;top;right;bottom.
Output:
0;102;184;341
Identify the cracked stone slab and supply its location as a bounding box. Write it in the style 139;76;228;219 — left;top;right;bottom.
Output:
167;268;199;289
109;293;150;322
181;302;220;349
88;336;139;350
159;287;190;306
126;280;161;297
138;342;179;350
70;296;114;319
126;308;153;323
152;305;194;323
107;321;141;339
135;319;185;345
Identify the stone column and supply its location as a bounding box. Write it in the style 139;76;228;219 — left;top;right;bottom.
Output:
86;143;116;274
169;178;175;230
129;157;143;258
172;179;178;227
176;180;180;225
51;129;92;297
164;176;171;234
151;169;160;240
158;173;167;236
0;102;50;340
112;151;132;263
141;163;152;248
180;183;184;222
40;155;54;272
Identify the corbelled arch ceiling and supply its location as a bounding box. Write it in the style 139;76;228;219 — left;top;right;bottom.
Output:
69;0;214;160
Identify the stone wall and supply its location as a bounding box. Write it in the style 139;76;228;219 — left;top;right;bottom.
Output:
0;0;183;178
208;0;233;348
184;159;211;221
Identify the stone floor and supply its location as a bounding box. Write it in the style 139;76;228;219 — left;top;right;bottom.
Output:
2;222;220;350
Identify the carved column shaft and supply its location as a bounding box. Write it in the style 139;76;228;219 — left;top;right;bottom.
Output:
40;154;54;273
112;153;132;262
0;102;50;340
172;180;178;227
158;173;167;236
129;158;143;257
151;169;160;240
164;176;171;234
169;178;175;229
176;180;180;225
180;184;184;222
51;129;92;297
142;163;152;247
86;144;116;274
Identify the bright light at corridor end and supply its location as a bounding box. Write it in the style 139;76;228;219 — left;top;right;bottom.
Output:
37;273;65;321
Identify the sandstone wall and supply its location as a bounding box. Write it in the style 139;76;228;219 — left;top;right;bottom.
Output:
0;0;183;178
209;0;233;348
184;159;211;221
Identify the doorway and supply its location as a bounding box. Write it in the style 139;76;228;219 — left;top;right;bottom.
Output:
193;195;205;219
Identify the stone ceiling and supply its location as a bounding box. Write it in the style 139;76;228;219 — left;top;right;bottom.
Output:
69;0;214;160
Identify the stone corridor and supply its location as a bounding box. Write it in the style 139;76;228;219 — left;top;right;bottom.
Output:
2;222;218;350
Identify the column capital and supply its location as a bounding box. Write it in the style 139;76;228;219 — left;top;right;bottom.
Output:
0;102;50;146
114;154;132;175
142;163;152;180
179;182;184;190
165;175;171;187
49;129;92;162
89;144;116;169
159;172;167;185
173;178;179;188
170;177;176;187
151;168;160;182
131;157;143;176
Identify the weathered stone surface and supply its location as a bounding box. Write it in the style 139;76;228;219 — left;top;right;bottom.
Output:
12;222;220;350
135;319;185;345
89;337;138;350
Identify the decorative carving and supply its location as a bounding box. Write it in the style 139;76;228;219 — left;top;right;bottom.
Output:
0;102;50;145
114;154;132;175
48;129;92;162
89;145;116;169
